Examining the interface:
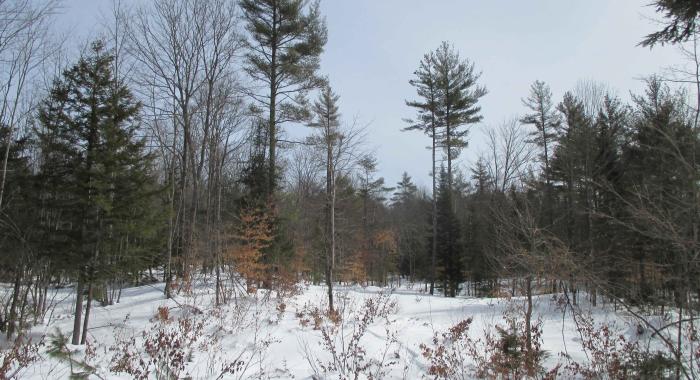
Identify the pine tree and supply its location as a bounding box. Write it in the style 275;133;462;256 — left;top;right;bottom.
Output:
240;0;328;197
404;50;441;294
36;40;156;345
521;80;560;225
433;41;487;190
405;42;486;294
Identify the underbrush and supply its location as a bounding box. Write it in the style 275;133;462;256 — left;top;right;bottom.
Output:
420;304;555;380
560;312;681;379
298;291;404;379
110;301;275;380
420;296;689;379
0;335;41;379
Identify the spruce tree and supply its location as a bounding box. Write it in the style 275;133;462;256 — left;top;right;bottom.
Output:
592;95;629;299
391;172;418;206
623;78;697;305
36;40;156;345
389;172;424;281
435;167;463;297
550;92;591;246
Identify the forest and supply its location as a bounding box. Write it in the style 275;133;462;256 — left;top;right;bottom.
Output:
1;0;700;379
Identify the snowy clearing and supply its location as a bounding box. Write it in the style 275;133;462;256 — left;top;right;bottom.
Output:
4;280;678;379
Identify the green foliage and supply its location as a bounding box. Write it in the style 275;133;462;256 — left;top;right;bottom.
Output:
641;0;700;47
46;329;96;379
435;168;463;297
240;0;328;195
36;39;162;282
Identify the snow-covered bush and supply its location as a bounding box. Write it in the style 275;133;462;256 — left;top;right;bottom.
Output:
300;292;400;379
562;312;679;379
110;306;249;380
0;334;41;379
420;306;555;379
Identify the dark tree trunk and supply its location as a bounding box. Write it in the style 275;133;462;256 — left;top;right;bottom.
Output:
71;276;84;345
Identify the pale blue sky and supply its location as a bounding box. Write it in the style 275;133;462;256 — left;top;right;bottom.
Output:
58;0;683;190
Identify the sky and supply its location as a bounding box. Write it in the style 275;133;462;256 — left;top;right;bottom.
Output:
58;0;685;191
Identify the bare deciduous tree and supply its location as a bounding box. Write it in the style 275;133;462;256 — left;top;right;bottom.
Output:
483;118;533;193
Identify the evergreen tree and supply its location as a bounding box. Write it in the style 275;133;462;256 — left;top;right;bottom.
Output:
551;92;592;247
464;158;499;295
521;80;560;225
470;156;493;194
404;50;441;294
0;125;38;339
592;95;629;300
357;155;391;283
435;167;463;297
391;172;418;206
622;77;697;305
641;0;700;47
433;41;487;189
390;172;425;281
240;0;328;197
36;41;157;345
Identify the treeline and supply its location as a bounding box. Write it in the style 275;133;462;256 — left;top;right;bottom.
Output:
0;0;698;352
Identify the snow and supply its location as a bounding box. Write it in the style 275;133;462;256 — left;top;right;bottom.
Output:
3;280;665;379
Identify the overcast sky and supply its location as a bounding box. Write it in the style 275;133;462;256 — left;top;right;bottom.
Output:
59;0;684;190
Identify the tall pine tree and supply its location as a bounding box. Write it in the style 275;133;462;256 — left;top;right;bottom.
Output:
241;0;328;197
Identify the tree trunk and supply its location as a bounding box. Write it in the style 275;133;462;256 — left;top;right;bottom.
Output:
6;268;22;339
525;275;533;359
267;7;278;197
430;120;437;295
71;276;84;345
325;138;335;312
80;281;93;344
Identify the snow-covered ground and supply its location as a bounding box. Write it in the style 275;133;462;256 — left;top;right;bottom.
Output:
3;280;676;379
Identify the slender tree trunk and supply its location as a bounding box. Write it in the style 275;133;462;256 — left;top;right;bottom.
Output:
325;138;335;312
165;123;176;299
6;267;22;339
71;276;84;345
430;119;437;295
525;274;533;357
0;124;14;210
80;280;93;344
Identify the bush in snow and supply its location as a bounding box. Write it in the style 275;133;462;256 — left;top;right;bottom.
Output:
300;291;400;379
0;334;41;379
110;306;247;380
420;305;555;380
562;312;679;379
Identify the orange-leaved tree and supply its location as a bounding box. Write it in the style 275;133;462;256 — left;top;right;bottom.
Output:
230;206;273;293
